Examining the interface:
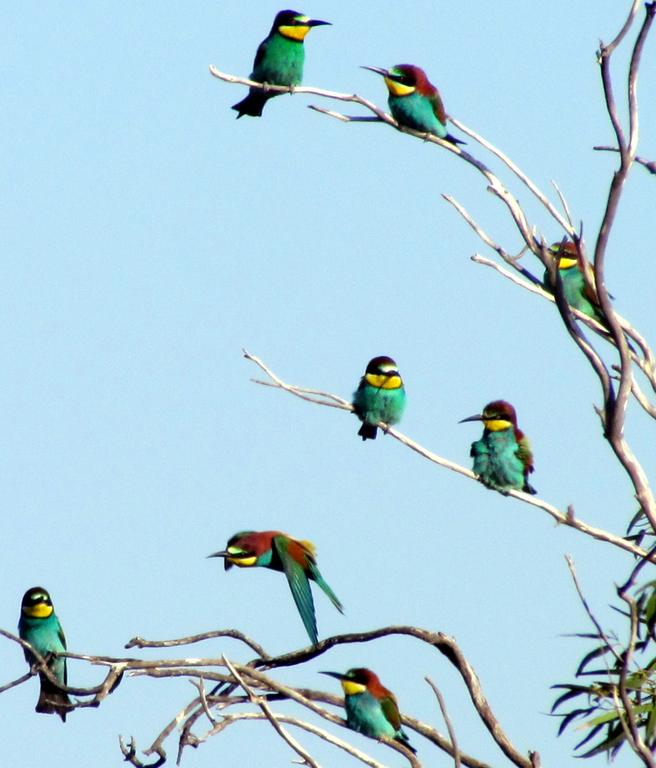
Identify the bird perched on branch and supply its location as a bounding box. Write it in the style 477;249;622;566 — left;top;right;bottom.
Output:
321;668;416;753
18;587;72;721
460;400;536;494
352;356;406;441
543;240;604;322
232;9;331;118
362;64;463;145
208;530;343;645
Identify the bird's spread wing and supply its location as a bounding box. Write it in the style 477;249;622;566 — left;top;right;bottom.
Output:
274;536;318;644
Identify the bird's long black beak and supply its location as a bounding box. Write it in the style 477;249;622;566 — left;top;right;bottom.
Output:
207;550;232;571
308;19;331;27
320;670;347;681
458;414;484;424
361;65;389;77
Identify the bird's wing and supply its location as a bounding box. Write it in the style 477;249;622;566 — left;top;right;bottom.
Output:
380;692;402;731
306;559;344;613
469;437;489;459
274;536;318;644
55;617;67;651
430;91;447;126
251;38;268;78
515;431;534;474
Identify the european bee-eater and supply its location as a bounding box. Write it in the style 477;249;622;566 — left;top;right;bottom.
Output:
543;240;604;322
232;10;330;118
352;356;406;441
460;400;536;494
321;668;416;753
362;64;463;145
209;530;343;645
18;587;71;721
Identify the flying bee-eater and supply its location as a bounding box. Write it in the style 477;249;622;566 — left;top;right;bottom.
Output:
232;9;331;118
208;530;343;645
460;400;536;494
18;587;71;721
352;356;406;441
362;64;463;145
321;668;416;753
543;240;604;322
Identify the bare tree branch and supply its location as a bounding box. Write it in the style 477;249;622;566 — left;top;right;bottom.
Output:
223;655;321;768
426;677;461;768
242;351;655;561
125;629;269;659
593;146;656;175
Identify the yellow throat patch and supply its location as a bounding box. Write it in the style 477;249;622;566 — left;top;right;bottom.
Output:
557;257;577;270
25;602;53;619
384;78;415;97
365;373;402;390
227;547;257;567
279;24;311;41
342;680;367;696
483;418;513;432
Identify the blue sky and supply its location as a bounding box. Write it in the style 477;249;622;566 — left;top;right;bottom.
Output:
2;1;655;766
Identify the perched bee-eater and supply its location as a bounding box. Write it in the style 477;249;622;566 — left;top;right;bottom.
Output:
321;668;416;753
232;9;330;118
460;400;536;494
352;356;406;441
543;240;603;322
362;64;463;145
209;530;343;645
18;587;71;721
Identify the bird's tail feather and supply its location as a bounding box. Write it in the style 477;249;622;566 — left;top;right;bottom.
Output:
309;563;344;614
37;674;71;722
358;423;378;440
231;90;272;118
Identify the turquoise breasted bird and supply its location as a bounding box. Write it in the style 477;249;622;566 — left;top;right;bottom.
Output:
543;240;604;322
352;356;406;441
208;530;343;645
460;400;536;494
362;64;463;145
18;587;71;721
321;668;416;753
232;10;330;118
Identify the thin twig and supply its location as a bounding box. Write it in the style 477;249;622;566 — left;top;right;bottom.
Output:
565;555;623;667
426;677;462;768
204;711;388;768
125;629;269;659
223;655;321;768
593;146;656;175
449;118;575;235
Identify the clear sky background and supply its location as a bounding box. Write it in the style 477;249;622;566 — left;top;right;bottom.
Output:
2;1;655;766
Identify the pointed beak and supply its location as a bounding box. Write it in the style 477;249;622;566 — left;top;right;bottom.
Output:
361;65;389;78
459;414;484;424
207;550;233;571
320;670;347;681
308;19;331;27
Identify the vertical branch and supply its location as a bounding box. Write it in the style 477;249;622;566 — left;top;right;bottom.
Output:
426;677;461;768
593;4;656;531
